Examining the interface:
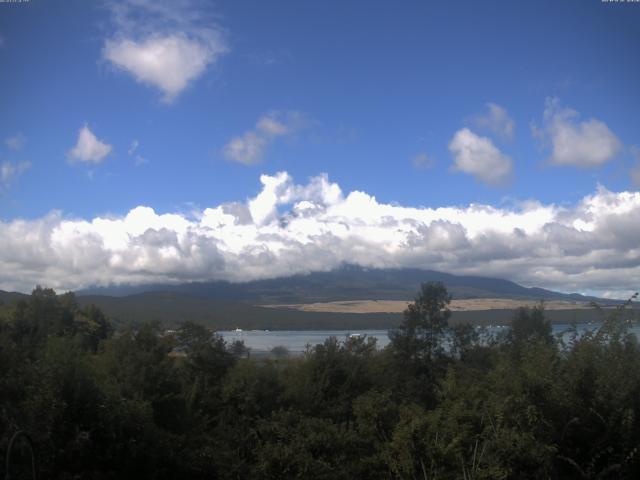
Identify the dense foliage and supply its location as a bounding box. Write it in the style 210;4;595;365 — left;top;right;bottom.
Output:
1;284;640;479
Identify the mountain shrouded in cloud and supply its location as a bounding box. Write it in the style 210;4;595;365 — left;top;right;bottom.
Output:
0;172;639;298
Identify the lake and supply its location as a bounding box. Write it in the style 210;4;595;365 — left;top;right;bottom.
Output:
219;322;640;354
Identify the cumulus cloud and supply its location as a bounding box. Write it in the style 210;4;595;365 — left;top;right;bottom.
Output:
104;34;226;102
470;102;515;141
1;172;640;297
5;133;26;151
1;160;30;189
533;97;621;168
224;111;308;165
448;128;513;186
103;0;228;102
67;125;112;165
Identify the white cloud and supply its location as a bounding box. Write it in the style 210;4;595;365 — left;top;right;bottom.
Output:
223;111;308;165
471;102;515;140
127;139;147;166
104;34;225;102
448;128;513;186
103;0;228;102
224;132;268;166
411;153;435;169
128;139;139;155
67;125;112;165
1;160;30;189
5;133;26;151
534;97;622;168
1;172;640;297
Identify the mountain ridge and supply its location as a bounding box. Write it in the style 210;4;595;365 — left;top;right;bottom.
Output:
1;266;625;330
77;265;608;304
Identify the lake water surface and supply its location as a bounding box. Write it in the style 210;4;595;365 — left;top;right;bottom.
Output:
219;322;640;354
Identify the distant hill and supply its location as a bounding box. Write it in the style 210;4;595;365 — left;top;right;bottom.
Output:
0;290;28;305
77;292;401;330
0;285;618;331
0;266;621;330
79;265;606;305
70;292;617;331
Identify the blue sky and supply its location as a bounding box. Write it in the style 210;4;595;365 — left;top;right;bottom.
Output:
0;0;639;296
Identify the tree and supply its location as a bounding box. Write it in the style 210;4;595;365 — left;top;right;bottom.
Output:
270;345;290;359
509;302;553;348
385;282;452;406
74;303;113;352
450;322;481;361
390;281;451;362
176;320;212;349
229;339;250;358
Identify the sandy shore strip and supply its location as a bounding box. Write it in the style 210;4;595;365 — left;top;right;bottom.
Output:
263;298;595;314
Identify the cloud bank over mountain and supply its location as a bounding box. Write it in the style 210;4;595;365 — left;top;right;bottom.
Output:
0;172;639;298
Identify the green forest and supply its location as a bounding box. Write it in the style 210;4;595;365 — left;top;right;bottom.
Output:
2;283;640;479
